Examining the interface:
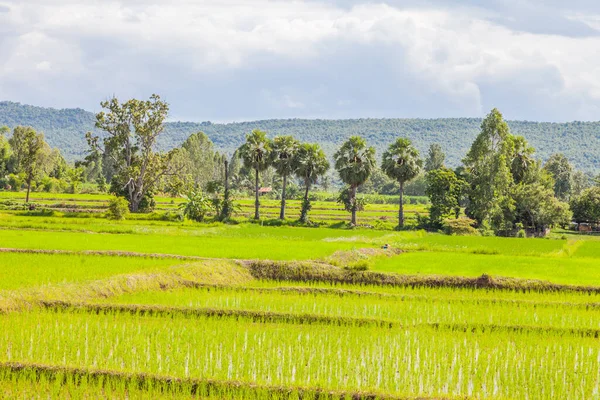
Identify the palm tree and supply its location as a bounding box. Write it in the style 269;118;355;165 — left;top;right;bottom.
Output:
238;129;272;220
294;143;329;223
271;136;300;220
381;138;422;228
334;136;376;225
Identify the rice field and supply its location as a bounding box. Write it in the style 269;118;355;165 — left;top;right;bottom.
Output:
1;192;600;398
0;191;428;227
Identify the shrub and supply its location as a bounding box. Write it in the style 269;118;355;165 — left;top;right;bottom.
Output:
179;190;212;222
442;217;479;236
516;229;527;238
8;173;25;191
106;196;130;220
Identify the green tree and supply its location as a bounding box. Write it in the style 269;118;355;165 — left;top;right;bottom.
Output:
0;126;11;177
271;136;300;220
544;153;573;201
509;136;535;184
570;187;600;225
513;180;571;234
381;138;422;228
181;132;216;189
571;170;590;197
426;167;466;227
238;129;272;220
8;126;49;202
88;94;180;212
424;144;445;172
334;136;376;225
294;143;329;223
463;108;515;233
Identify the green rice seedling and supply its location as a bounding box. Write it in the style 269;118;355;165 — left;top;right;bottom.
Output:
91;285;600;330
0;252;184;290
0;310;598;399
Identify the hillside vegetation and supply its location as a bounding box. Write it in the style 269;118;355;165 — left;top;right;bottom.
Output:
1;101;599;171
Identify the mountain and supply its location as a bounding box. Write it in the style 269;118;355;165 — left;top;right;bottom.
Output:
1;101;599;172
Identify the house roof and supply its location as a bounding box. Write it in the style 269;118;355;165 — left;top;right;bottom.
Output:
258;187;272;193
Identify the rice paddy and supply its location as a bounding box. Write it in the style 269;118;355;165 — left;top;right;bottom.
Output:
1;193;600;399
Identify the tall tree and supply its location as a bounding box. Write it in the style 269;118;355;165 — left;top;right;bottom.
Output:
238;129;272;220
9;126;49;202
571;170;590;197
294;143;329;223
463;108;515;232
334;136;376;225
424;144;445;172
509;136;535;184
271;136;300;220
381;138;422;228
181;132;216;189
88;94;179;212
544;153;573;201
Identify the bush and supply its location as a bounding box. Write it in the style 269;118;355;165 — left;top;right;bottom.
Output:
8;173;25;191
179;190;211;222
516;229;527;238
106;196;130;220
442;217;479;236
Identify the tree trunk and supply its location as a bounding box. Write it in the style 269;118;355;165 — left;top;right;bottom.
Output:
224;160;229;192
399;180;404;228
351;184;357;226
279;175;287;220
304;179;310;203
254;168;260;220
25;175;32;203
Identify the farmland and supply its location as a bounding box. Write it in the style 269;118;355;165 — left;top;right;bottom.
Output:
1;193;600;398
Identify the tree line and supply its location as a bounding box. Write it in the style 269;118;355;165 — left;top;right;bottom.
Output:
3;95;600;234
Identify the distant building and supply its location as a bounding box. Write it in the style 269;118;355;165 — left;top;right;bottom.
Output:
258;187;272;196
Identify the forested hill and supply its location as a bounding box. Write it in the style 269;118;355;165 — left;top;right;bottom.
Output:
1;101;599;171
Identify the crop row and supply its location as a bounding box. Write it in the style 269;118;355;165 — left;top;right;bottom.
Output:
38;300;600;338
0;362;409;400
0;310;597;399
90;286;600;330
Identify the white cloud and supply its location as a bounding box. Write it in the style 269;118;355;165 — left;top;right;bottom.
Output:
1;0;600;121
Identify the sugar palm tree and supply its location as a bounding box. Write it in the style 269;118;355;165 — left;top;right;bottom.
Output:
381;138;422;228
238;129;272;220
271;136;300;220
334;136;376;225
294;143;329;223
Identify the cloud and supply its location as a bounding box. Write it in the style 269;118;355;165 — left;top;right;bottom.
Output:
1;0;600;122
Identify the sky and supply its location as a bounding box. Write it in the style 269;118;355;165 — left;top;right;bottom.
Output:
1;0;600;122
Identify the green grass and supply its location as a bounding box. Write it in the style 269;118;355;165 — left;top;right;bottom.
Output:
0;252;184;290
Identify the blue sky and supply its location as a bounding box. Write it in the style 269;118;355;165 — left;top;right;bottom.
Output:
1;0;600;122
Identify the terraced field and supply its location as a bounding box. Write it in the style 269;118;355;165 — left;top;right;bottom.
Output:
1;195;600;399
